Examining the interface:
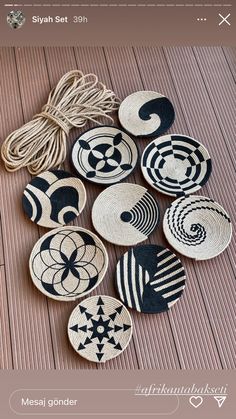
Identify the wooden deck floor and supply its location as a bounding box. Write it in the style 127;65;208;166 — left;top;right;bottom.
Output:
0;47;235;370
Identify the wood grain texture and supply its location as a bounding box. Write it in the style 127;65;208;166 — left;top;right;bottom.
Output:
0;47;235;370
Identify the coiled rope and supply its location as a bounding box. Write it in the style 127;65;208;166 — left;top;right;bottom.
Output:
1;70;120;175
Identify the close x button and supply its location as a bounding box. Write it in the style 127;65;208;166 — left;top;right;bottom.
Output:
218;13;231;26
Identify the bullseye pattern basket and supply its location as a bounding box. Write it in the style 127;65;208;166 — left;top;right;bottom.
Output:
92;183;160;246
163;195;232;260
141;134;212;196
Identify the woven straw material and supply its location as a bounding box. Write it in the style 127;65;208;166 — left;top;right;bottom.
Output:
141;134;212;197
92;183;160;246
23;170;86;228
116;245;186;313
68;295;133;363
163;196;232;260
29;227;108;301
118;90;175;137
71;126;138;185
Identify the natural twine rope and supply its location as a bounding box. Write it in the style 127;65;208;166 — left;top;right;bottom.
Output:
1;70;120;175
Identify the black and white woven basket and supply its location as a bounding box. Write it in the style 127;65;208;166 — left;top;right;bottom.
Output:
92;183;160;246
163;195;232;260
68;295;133;363
141;134;212;197
29;227;108;301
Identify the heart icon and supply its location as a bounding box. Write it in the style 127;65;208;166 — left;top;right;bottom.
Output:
189;396;203;408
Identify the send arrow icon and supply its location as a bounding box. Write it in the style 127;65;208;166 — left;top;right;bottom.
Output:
214;396;227;408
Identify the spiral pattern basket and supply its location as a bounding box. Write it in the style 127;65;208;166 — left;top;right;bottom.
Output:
163;196;232;260
118;91;175;137
68;295;133;363
141;134;212;197
92;183;160;246
29;227;108;301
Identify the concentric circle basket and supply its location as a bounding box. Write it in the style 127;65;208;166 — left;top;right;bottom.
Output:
141;134;212;197
92;183;160;246
163;195;232;260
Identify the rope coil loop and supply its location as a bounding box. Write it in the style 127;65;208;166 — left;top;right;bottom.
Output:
1;70;120;175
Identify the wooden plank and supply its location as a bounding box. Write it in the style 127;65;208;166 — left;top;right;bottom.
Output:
223;47;236;81
0;47;55;369
43;47;99;370
0;214;4;265
0;266;13;369
163;46;235;368
193;47;235;165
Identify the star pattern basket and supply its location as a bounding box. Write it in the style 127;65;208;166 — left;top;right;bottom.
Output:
68;295;133;363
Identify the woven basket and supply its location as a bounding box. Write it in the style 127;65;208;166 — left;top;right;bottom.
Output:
116;244;186;313
118;90;175;137
71;126;138;185
29;227;108;301
92;183;160;246
68;295;133;363
22;170;86;228
163;195;232;260
141;134;212;196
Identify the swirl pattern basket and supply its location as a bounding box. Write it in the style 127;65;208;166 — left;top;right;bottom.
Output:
118;91;175;137
163;195;232;260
